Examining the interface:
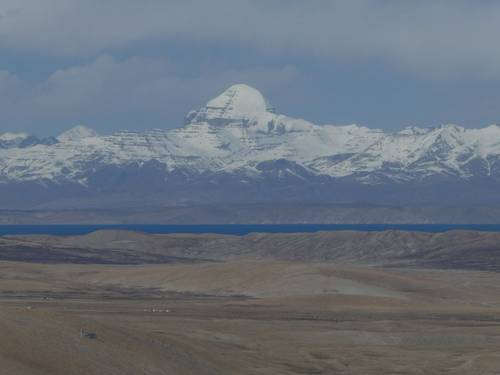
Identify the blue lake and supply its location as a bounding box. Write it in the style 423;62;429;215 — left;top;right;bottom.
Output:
1;224;500;236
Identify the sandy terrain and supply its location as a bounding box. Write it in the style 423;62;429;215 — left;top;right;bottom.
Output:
1;231;500;374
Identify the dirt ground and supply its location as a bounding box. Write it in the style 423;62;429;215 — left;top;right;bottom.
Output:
2;260;500;374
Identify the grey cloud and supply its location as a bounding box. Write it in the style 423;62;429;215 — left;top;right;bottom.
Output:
1;1;500;78
0;55;300;134
0;69;24;96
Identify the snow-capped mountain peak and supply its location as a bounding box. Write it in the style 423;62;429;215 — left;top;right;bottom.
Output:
185;84;275;126
206;84;274;116
57;125;99;142
2;83;500;205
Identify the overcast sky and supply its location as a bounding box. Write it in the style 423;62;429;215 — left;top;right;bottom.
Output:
2;0;500;135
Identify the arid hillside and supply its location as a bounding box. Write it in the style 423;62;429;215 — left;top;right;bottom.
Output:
3;229;500;270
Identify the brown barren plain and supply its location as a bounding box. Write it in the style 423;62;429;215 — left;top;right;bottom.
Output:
1;230;500;374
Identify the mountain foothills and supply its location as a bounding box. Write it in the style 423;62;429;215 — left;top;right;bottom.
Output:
2;84;500;209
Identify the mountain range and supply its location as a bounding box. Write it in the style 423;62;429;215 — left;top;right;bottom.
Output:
2;84;500;210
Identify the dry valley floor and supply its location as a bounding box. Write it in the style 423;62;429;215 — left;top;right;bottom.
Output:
1;231;500;374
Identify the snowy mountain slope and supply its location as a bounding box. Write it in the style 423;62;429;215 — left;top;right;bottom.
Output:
1;84;500;197
0;132;57;149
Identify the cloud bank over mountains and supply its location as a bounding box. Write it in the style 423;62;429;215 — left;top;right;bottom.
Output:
0;55;299;134
2;1;500;77
1;1;500;134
